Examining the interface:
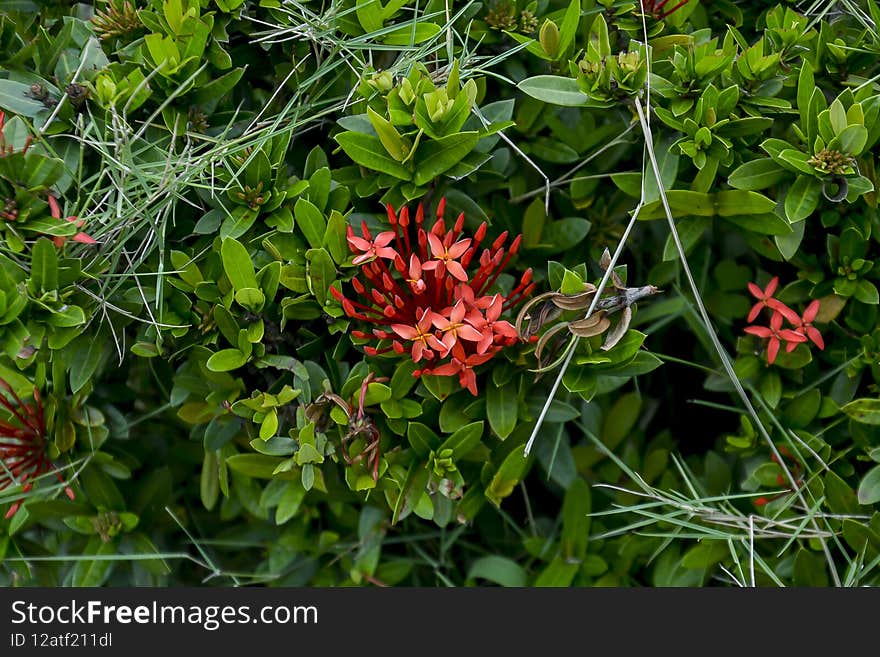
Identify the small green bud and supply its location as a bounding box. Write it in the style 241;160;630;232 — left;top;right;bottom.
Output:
539;19;559;58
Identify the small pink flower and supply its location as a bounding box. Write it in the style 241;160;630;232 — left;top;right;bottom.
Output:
391;309;445;362
466;294;518;354
422;232;471;282
745;311;807;364
432;300;483;354
347;228;397;265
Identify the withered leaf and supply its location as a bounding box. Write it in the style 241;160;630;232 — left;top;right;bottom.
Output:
601;305;631;351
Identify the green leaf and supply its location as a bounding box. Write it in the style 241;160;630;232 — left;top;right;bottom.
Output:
486;445;530;506
367;106;409;161
356;0;383;32
438;421;484;460
662;216;709;260
602;392;641;450
727;158;787;191
487;382;517;439
858;466;880;505
825;470;858;514
561;478;591;561
775;217;805;261
69;335;104;394
407;422;440;456
466;555;527;587
797;60;814;131
556;0;581;58
834;124;868;156
722;213;792;236
842;398;880;425
335;132;413;181
200;450;220;511
323;210;349;264
793;549;829;587
220;238;257;291
854;280;879;305
205;348;248;372
0;79;49;118
517;76;590;106
234;287;266;312
226;454;286;479
381;22;442;45
413;132;479;186
784;176;821;222
276;482;306;523
306;247;336;306
71;537;115;587
715;191;776;216
29;237;58;292
294;198;326;250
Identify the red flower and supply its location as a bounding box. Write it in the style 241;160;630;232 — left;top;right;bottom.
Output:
0;379;74;518
432;299;483;354
424;342;496;396
466;294;519;354
788;299;825;351
347;228;397;265
744;310;807;364
747;276;780;323
422;232;471;282
47;194;97;247
391;309;445;362
334;200;533;395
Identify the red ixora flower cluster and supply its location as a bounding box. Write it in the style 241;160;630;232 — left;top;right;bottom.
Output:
0;379;74;519
743;277;825;365
332;200;534;395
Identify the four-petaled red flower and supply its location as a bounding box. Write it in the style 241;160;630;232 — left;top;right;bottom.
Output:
333;199;533;395
347;228;397;265
391;309;445;362
0;379;75;518
423;232;471;282
465;294;519;354
744;310;807;364
743;277;826;365
432;299;484;354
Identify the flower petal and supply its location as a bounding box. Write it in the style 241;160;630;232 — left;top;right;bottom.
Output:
744;326;773;338
427;232;443;259
47;195;61;219
347;235;372;252
747;302;763;323
803;299;820;323
446;238;471;259
768;300;801;326
747;282;764;299
391;324;418;340
374;231;396;247
446;260;468;282
456;324;484;342
807;326;825;350
767;338;780;364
